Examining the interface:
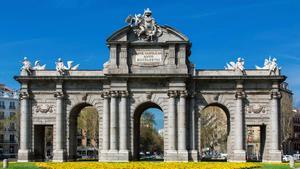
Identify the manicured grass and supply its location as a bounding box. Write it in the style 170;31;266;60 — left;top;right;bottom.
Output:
0;162;40;169
259;163;290;169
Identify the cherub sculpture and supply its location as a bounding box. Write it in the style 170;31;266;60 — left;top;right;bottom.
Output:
255;57;280;75
55;58;80;75
225;57;245;73
55;58;65;74
21;57;32;74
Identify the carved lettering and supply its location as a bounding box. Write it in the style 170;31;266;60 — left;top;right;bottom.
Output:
135;50;162;63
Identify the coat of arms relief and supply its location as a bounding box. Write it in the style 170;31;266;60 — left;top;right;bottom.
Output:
125;8;163;41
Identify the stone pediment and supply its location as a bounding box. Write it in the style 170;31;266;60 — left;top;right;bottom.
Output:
106;25;189;44
104;8;191;75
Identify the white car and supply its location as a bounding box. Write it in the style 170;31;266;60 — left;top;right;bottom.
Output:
282;155;291;162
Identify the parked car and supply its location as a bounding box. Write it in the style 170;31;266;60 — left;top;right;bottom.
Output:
282;155;291;162
293;154;300;160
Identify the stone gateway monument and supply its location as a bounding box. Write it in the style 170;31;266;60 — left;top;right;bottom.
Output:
16;9;288;162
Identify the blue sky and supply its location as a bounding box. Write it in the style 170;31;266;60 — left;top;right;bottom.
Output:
0;0;300;109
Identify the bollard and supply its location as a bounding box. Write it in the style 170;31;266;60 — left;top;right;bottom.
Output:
290;156;295;169
2;159;8;169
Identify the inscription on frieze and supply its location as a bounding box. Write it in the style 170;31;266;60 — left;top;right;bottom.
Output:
135;50;162;63
131;48;164;67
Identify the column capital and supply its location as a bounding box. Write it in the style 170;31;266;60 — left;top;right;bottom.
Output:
20;91;30;100
110;91;118;97
119;91;129;97
235;91;245;99
101;91;110;99
179;90;188;97
271;91;282;99
168;90;177;98
54;91;64;99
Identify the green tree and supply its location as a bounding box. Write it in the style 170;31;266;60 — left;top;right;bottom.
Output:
140;111;156;128
140;111;163;155
77;107;98;150
201;106;227;153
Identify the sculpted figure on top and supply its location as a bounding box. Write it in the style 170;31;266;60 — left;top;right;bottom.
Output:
21;57;32;74
21;57;46;75
256;57;280;75
125;8;162;41
225;57;245;73
55;58;80;75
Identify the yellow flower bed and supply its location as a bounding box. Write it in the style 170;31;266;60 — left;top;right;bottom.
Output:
36;162;261;169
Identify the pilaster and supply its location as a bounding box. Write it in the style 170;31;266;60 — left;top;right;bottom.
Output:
188;92;198;161
119;44;129;73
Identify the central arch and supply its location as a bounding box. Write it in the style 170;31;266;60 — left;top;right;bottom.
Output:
68;102;99;161
132;101;164;161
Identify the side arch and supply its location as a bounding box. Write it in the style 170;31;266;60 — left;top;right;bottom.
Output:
66;95;102;161
197;100;232;161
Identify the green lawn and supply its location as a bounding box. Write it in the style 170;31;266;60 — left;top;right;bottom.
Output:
0;162;39;169
259;163;290;169
0;162;298;169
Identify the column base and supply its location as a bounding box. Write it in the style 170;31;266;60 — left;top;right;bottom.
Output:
17;149;32;162
229;150;246;162
99;150;129;162
266;150;282;162
188;150;198;162
118;150;129;162
177;150;188;162
99;150;110;162
53;149;66;162
164;150;188;162
164;150;178;162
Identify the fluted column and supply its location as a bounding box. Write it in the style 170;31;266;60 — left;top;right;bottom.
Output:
18;91;31;162
178;91;187;151
232;89;246;162
53;91;66;162
119;91;128;151
20;92;30;150
102;92;110;151
167;91;177;151
267;88;282;162
109;91;118;151
235;91;244;151
270;91;281;150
